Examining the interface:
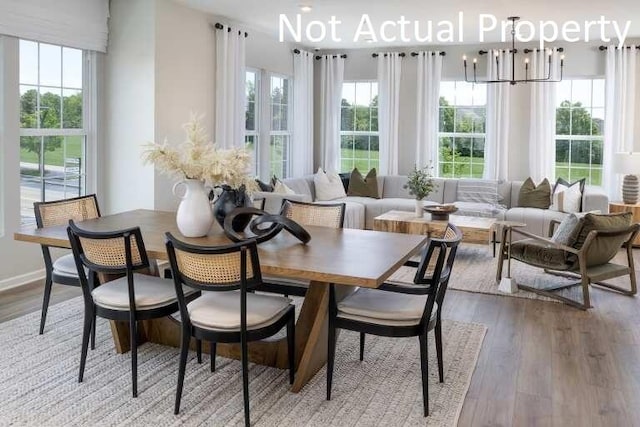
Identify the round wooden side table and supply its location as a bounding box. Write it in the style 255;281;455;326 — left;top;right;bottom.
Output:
609;202;640;247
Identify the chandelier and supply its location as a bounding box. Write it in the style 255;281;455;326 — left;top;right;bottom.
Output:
463;16;564;85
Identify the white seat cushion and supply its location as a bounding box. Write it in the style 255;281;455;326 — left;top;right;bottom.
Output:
92;274;179;311
52;253;83;277
337;288;437;327
187;291;291;331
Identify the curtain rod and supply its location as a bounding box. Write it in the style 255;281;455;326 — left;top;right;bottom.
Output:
213;22;248;38
371;52;406;58
477;47;564;55
410;52;446;57
599;45;640;50
314;54;348;60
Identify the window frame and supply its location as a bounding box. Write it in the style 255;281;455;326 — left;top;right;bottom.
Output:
18;39;94;224
437;80;487;179
244;67;260;176
554;77;605;186
267;72;292;179
339;79;379;174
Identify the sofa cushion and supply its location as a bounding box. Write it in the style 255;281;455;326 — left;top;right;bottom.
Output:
255;178;273;192
281;177;313;199
273;179;295;195
457;179;501;205
550;179;583;213
511;239;574;270
453;201;506;218
347;167;379;198
505;207;568;238
340;197;437;229
382;176;444;203
518;177;551;209
314;168;346;201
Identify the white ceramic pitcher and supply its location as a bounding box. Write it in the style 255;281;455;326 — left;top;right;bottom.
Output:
172;179;214;237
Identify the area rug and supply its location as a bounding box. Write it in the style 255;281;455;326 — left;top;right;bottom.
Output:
388;243;581;302
0;297;486;427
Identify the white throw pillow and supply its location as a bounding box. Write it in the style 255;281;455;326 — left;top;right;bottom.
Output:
273;179;295;195
314;167;346;201
550;183;582;213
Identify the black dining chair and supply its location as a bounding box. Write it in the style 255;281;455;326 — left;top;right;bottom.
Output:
326;223;463;416
34;195;101;336
165;233;295;427
67;220;190;397
259;199;346;297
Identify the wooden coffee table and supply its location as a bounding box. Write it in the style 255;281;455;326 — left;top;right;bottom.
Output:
373;210;497;244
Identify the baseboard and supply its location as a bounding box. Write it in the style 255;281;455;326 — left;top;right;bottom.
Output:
0;269;45;292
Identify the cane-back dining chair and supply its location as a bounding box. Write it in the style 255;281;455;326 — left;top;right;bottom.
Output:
34;195;101;335
259;199;346;297
165;233;295;427
67;220;187;397
327;223;462;416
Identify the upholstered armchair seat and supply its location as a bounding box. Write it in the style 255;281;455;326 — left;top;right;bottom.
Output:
337;288;438;327
187;291;291;331
52;253;86;277
510;239;575;271
91;274;180;311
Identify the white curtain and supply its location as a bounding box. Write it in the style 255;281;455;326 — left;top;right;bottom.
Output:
292;49;314;177
377;53;402;175
319;55;345;172
484;49;512;180
528;48;561;182
214;25;246;149
415;51;443;169
603;45;638;198
0;0;109;52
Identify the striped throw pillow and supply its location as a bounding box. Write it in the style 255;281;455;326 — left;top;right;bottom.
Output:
457;180;500;205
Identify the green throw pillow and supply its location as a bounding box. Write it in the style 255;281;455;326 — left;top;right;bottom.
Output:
347;168;379;198
572;212;633;266
518;177;551;209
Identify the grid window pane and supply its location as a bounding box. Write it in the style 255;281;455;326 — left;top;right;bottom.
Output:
339;81;379;173
39;43;62;87
437;81;487;178
555;79;604;185
19;40;87;224
269;74;292;178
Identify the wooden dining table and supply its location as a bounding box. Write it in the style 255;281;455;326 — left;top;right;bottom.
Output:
14;209;427;392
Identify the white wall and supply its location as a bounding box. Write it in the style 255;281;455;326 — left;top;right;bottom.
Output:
0;36;46;289
153;0;216;211
103;0;156;215
315;41;629;180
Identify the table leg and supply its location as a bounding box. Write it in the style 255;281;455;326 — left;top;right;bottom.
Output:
291;281;329;392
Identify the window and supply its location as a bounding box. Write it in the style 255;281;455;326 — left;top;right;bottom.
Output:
243;70;293;180
438;81;487;178
269;75;291;178
19;40;87;223
555;79;604;185
244;70;258;175
340;81;379;173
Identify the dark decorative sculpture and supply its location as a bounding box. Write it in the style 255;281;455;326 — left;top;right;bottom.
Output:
223;207;311;244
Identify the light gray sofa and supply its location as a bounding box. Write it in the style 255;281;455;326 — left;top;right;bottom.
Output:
255;175;609;238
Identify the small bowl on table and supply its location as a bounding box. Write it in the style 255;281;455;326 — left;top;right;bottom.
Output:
424;205;458;221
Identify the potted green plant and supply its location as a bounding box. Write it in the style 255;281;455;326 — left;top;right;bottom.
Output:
404;165;436;218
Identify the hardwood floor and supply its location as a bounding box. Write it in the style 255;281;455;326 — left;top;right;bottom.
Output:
2;269;640;426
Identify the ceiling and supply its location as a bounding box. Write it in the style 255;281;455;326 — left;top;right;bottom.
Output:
177;0;640;49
